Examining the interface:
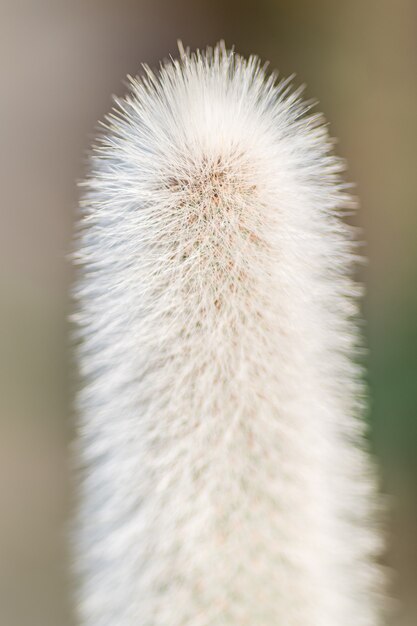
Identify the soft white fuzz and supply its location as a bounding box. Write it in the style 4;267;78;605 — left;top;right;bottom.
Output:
73;43;385;626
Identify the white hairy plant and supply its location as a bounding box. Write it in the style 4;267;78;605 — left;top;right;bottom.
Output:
73;43;385;626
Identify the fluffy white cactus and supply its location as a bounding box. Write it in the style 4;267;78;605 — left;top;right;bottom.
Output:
73;43;385;626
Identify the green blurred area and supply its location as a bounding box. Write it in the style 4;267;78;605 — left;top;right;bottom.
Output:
1;1;416;624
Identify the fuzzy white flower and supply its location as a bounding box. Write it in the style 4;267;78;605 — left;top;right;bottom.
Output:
73;42;385;626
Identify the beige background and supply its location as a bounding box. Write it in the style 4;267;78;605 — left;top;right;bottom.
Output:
1;1;416;624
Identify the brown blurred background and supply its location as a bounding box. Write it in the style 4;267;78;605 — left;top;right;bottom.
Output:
1;1;416;624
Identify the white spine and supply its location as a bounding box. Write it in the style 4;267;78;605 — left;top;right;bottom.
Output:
74;43;385;626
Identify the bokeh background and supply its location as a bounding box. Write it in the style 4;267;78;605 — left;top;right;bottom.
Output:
1;1;416;624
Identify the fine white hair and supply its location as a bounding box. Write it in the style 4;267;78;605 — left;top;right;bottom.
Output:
73;42;386;626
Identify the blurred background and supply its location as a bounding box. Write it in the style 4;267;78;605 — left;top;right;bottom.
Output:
0;1;416;624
